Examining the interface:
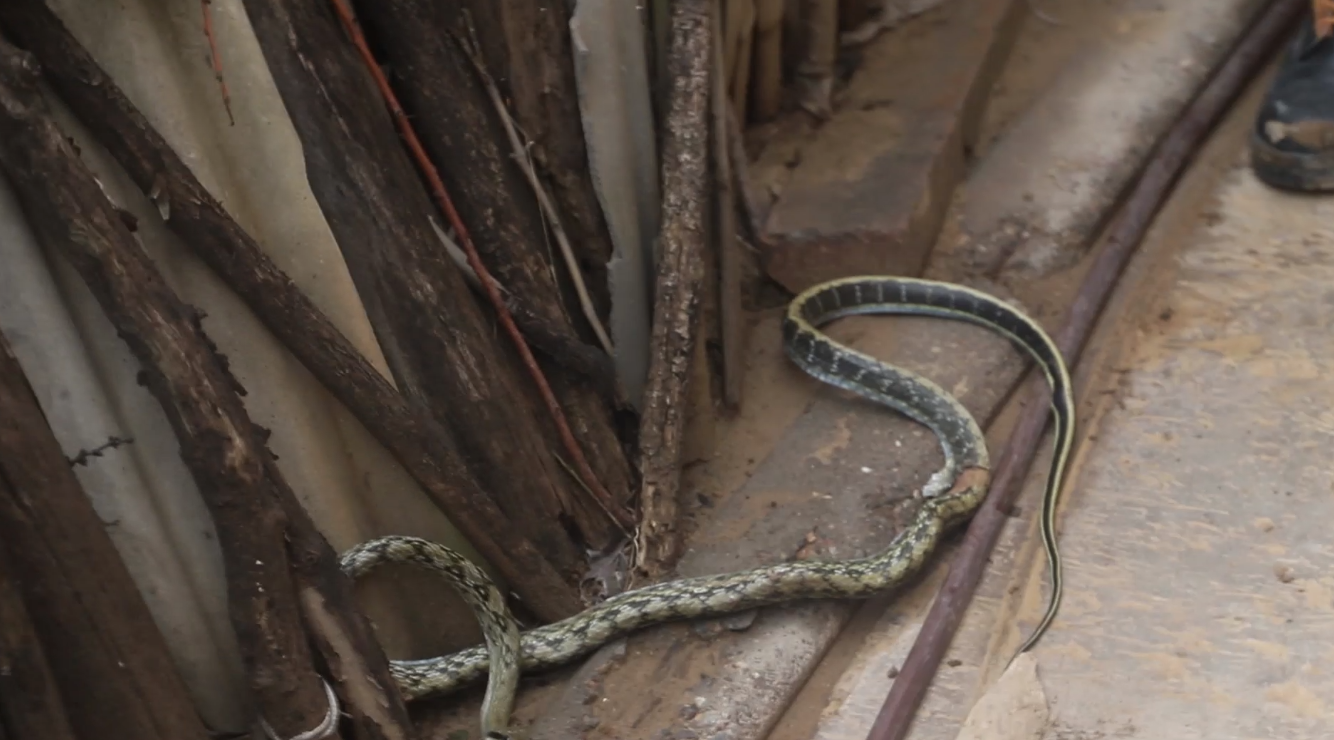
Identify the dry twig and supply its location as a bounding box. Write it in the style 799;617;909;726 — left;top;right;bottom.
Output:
712;0;743;409
725;106;767;242
0;0;582;622
200;0;235;125
635;0;712;575
453;17;615;358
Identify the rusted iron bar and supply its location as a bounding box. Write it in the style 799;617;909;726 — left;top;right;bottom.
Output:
865;2;1305;738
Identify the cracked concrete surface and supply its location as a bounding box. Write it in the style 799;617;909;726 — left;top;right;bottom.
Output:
1026;128;1334;740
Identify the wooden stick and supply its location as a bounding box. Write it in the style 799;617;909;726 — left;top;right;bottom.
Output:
325;0;633;532
794;0;837;118
712;0;745;410
0;333;212;738
635;0;712;576
864;2;1305;737
0;38;350;740
244;0;628;560
0;510;82;740
0;0;582;621
751;0;785;122
726;105;769;242
199;0;234;125
428;217;622;399
453;18;615;359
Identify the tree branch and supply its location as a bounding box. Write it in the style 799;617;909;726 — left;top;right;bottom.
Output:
0;0;582;621
0;37;339;740
635;0;712;576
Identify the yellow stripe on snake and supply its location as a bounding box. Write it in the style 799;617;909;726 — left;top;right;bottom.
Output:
339;276;1076;739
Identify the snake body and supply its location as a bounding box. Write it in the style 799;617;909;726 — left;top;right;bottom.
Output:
339;276;1076;739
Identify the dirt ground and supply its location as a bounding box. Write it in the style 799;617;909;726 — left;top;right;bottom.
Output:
684;1;1211;732
417;0;1313;737
764;63;1281;740
689;2;1304;739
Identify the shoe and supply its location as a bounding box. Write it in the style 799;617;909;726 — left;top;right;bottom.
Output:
1251;15;1334;192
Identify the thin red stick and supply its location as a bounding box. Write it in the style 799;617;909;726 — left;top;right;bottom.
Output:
865;2;1305;738
323;0;633;531
200;0;234;125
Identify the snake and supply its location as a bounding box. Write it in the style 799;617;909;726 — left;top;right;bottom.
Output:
338;276;1075;739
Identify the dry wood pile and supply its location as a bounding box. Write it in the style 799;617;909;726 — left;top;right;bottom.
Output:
0;1;875;738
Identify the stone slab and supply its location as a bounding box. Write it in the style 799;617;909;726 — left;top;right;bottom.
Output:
958;0;1267;277
758;0;1024;294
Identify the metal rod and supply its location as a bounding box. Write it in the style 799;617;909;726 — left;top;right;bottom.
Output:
864;2;1304;738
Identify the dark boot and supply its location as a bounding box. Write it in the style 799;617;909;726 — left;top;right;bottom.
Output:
1252;15;1334;192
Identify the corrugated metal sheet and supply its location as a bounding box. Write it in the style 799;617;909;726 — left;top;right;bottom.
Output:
0;0;512;731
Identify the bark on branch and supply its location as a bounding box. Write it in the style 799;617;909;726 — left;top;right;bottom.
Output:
327;0;634;541
349;0;635;545
0;0;582;621
0;531;80;740
635;0;712;576
0;38;388;740
0;335;210;740
237;0;620;571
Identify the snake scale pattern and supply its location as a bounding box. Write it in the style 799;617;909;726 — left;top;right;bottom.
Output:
338;276;1076;739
